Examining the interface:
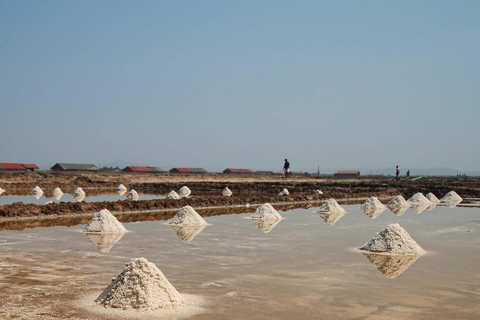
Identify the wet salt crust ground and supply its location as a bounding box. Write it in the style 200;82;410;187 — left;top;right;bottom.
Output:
0;204;479;319
0;193;167;205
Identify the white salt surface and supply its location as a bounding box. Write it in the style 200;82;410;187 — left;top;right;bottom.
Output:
441;191;463;204
426;192;440;203
316;199;346;215
167;206;208;226
83;209;127;234
52;187;64;200
127;189;139;201
407;193;432;205
166;190;180;199
387;195;410;216
222;187;233;197
359;223;425;256
251;203;283;220
278;188;289;196
361;197;386;219
0;187;5;195
178;186;191;198
96;258;183;310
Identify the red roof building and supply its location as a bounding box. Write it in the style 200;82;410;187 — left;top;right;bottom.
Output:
0;163;28;170
22;163;40;171
123;166;167;173
169;167;207;174
223;168;254;174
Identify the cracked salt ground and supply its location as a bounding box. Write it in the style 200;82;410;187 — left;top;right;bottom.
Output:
0;203;479;319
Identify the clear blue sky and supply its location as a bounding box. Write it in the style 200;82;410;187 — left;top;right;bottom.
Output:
1;1;479;173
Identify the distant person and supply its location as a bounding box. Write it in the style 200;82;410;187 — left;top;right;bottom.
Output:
283;159;290;178
406;170;410;179
395;166;400;180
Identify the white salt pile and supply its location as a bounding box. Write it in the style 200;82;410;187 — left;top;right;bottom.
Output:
407;192;432;205
52;187;64;200
0;187;5;195
74;187;86;202
166;190;180;199
426;192;440;203
85;232;126;253
170;225;206;242
167;206;207;226
116;184;127;196
222;187;233;197
315;190;323;195
316;199;346;215
441;191;463;204
361;197;386;219
178;186;191;198
361;253;420;279
31;186;43;196
278;188;289;196
83;209;127;234
96;257;183;310
251;203;283;220
386;195;410;216
127;189;139;201
359;223;425;255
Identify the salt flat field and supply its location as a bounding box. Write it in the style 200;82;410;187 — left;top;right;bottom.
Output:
0;204;479;319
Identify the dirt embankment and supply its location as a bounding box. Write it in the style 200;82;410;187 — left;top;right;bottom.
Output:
1;172;479;219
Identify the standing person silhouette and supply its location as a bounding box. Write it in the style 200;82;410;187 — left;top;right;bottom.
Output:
283;159;290;178
395;165;400;180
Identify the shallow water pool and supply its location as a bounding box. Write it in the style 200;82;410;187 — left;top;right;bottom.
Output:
0;204;479;319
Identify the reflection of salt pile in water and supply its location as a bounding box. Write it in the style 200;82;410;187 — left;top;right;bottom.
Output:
74;187;86;202
426;192;440;203
127;189;139;201
96;257;183;310
441;191;463;204
315;199;346;226
85;232;126;253
387;195;410;216
361;252;420;279
170;225;206;242
83;209;127;234
359;223;425;255
168;206;207;226
52;187;64;200
31;186;44;199
251;203;283;233
278;188;289;196
0;187;5;195
361;197;386;219
116;184;127;196
179;186;191;198
166;190;180;199
407;192;432;214
222;187;233;197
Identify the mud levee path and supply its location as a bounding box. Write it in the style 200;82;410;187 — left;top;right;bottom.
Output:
1;171;479;221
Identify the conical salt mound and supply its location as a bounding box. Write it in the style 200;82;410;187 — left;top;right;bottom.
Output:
83;209;127;234
425;193;440;203
252;203;283;220
317;210;345;226
0;187;6;195
407;193;431;205
52;187;64;200
222;187;233;197
315;190;323;195
166;190;180;199
178;186;191;198
278;188;289;196
31;186;43;196
252;217;282;233
127;189;139;201
96;258;183;310
168;206;207;226
362;252;420;279
316;199;346;215
441;191;463;204
74;187;86;202
387;195;410;216
85;232;126;253
359;223;425;255
170;225;206;242
116;184;127;191
361;197;386;219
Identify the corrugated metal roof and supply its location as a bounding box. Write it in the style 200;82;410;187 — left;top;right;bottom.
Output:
22;163;39;169
170;167;207;173
51;163;100;171
0;163;26;170
123;166;152;172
